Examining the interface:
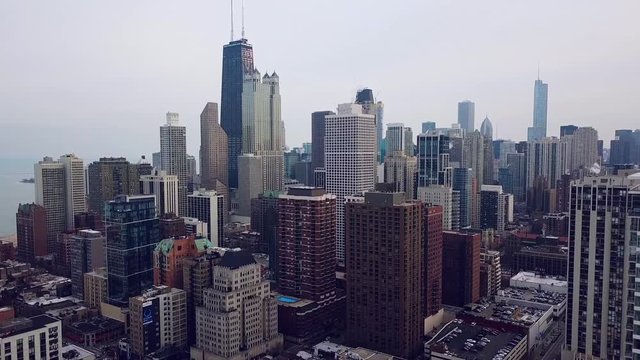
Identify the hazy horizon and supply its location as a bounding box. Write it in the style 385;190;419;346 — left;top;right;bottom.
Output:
1;1;639;162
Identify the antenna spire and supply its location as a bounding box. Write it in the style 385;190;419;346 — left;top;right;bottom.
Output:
241;0;245;38
230;0;234;41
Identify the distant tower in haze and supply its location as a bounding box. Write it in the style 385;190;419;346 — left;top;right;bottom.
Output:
311;110;335;181
355;88;384;162
480;116;493;138
160;113;188;216
457;100;475;133
527;77;548;141
221;38;255;189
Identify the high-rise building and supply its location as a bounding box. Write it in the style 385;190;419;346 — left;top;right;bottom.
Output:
105;195;160;307
345;192;425;359
87;157;139;213
0;315;62;360
278;188;336;300
237;154;263;217
609;129;640;166
15;203;47;262
417;186;453;230
496;140;517;168
242;69;284;193
480;250;502;298
250;192;280;279
527;78;549;141
221;38;255;189
187;189;224;248
191;251;283;359
152;152;161;169
159;213;187;239
424;205;444;329
129;286;187;358
566;127;599;172
506;153;526;202
200;102;230;214
186;154;197;192
452;168;472;228
385;123;405;155
564;175;640;359
483;134;495;185
140;169;179;216
311;110;334;175
442;231;481;307
70;229;105;299
355;88;384;162
480;185;512;233
422;121;436;133
182;251;219;345
325;103;376;263
462;130;485;187
160;112;188;216
560;124;578;137
457;100;475;133
480;116;493;138
59;154;87;230
153;236;212;289
526;137;569;191
84;267;107;309
35;157;68;253
404;127;414;156
383;152;417;199
417;133;451;187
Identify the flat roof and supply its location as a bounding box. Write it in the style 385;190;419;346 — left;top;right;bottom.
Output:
0;315;58;337
61;344;95;359
511;271;567;287
463;300;547;326
497;287;566;307
428;319;525;360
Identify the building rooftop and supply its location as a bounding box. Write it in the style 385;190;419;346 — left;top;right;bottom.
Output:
68;316;123;333
463;300;547;327
428;319;525;360
511;271;567;289
218;250;256;269
497;287;567;307
61;344;95;360
0;315;58;338
312;341;402;360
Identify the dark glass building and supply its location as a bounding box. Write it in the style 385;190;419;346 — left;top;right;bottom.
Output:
220;38;255;188
311;110;335;174
560;124;578;137
417;134;450;187
452;168;472;228
105;195;160;307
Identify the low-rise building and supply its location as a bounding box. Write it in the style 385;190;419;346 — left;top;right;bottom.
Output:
64;316;125;347
0;315;62;360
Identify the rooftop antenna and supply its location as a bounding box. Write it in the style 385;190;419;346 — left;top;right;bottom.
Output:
241;0;246;38
230;0;234;41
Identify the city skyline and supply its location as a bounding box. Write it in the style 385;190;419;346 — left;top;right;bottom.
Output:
2;1;639;160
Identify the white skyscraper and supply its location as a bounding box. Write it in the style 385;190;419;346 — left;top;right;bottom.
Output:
187;189;224;247
140;169;179;216
160;112;188;216
325;103;376;263
35;155;86;253
242;69;284;193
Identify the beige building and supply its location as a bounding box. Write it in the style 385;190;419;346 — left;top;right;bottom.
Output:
129;286;187;358
191;251;283;360
84;267;108;309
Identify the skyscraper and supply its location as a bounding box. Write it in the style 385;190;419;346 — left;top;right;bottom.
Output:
187;189;224;247
417;185;453;230
59;154;87;230
87;157;140;213
463;131;485;187
526;137;569;191
15;203;47;262
442;231;481;307
355;88;384;162
560;124;578;137
237;154;263;216
424;205;444;330
250;191;281;279
384;152;417;199
200;103;229;213
417;133;451;187
506;153;526;202
160;112;188;216
325;103;376;263
241;69;284;195
564;175;640;359
153;235;212;289
70;229;105;298
452;168;472;228
278;188;336;300
345;192;425;359
35;156;71;253
422;121;436;133
310;110;334;178
480;116;493;138
479;185;512;233
221;38;255;189
566;126;599;172
105;195;160;307
457;100;475;133
385;123;405;155
140;169;179;216
527;78;549;141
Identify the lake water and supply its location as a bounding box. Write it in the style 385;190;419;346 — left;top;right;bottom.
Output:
0;158;36;236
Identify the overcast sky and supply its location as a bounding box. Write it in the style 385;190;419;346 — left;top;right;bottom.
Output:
1;1;639;163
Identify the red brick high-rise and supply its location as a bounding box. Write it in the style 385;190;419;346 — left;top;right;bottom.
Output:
424;205;443;318
278;187;336;301
345;191;424;359
16;203;47;262
442;231;481;307
153;235;212;289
